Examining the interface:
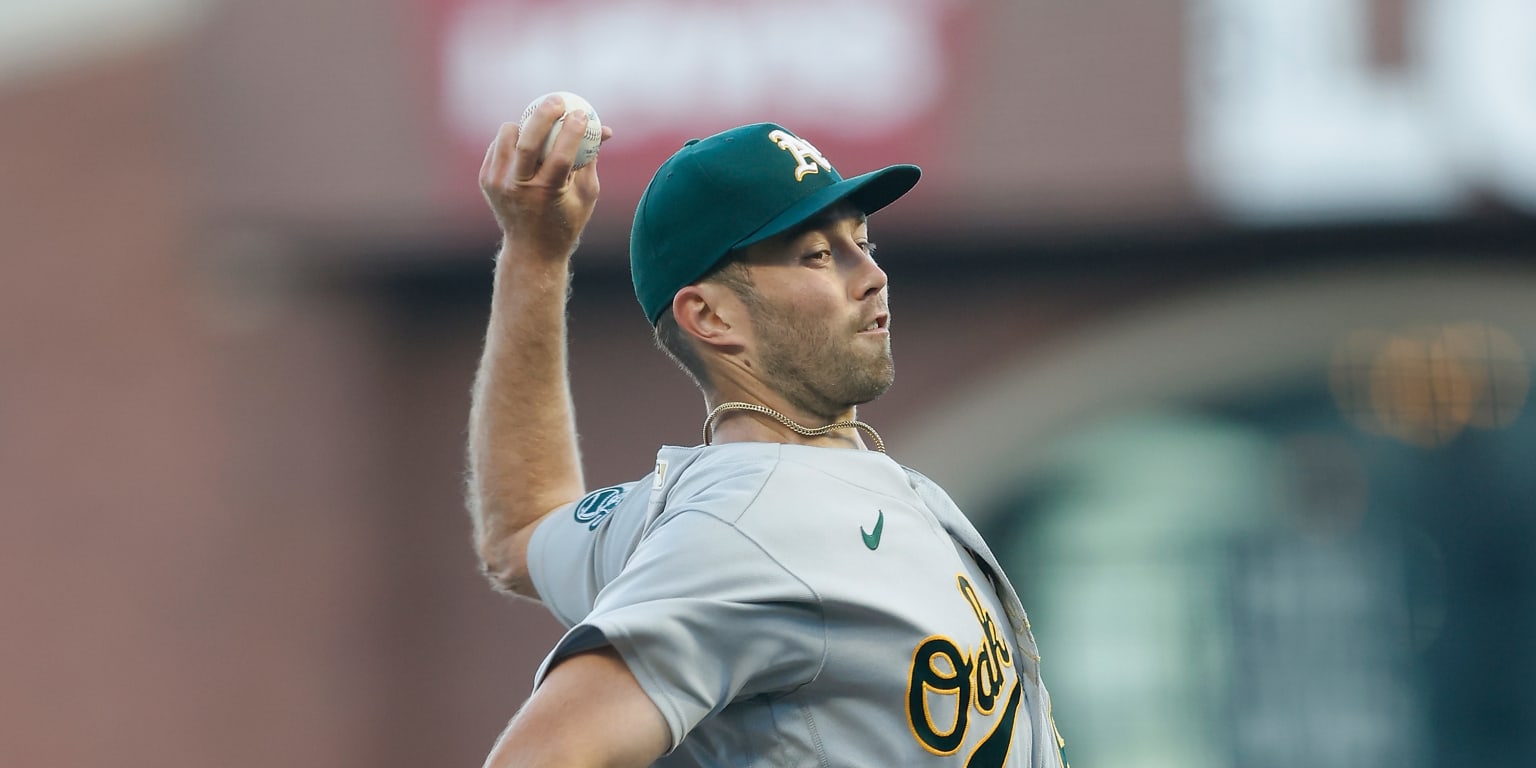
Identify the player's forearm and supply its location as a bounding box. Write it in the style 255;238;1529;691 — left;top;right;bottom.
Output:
482;648;669;768
466;238;586;594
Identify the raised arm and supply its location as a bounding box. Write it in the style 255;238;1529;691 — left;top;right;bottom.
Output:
466;97;611;599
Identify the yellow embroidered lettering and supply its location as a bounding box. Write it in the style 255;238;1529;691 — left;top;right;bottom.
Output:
905;575;1021;760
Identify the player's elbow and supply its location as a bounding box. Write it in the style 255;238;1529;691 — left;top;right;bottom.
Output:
472;514;540;599
477;544;536;599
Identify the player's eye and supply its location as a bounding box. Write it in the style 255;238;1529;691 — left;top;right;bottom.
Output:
802;249;833;265
860;241;878;258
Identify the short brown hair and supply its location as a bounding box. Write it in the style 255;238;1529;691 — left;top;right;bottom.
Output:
652;256;755;392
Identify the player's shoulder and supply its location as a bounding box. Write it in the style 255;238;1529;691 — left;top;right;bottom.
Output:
894;463;969;523
566;477;651;532
544;444;780;541
656;443;921;527
897;464;946;495
533;475;654;561
652;443;782;527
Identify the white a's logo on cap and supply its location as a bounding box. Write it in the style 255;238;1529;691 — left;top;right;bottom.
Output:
768;130;832;182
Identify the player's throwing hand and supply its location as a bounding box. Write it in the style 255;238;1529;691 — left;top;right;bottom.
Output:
479;94;613;261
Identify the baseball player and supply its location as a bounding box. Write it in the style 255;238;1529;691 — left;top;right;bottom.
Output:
466;96;1066;767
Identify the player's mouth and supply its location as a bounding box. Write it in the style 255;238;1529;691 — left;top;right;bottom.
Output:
858;313;890;336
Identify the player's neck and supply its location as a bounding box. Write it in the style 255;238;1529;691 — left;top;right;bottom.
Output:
702;394;871;451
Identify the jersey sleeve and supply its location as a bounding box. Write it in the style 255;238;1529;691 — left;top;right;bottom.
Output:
534;509;827;751
527;480;650;627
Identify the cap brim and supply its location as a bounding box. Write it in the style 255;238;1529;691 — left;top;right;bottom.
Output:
734;164;921;251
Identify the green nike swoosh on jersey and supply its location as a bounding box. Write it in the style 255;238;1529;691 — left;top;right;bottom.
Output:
861;510;885;550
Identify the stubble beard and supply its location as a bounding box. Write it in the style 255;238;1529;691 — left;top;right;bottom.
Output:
751;302;895;421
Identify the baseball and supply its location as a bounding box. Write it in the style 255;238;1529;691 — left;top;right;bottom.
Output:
519;91;602;169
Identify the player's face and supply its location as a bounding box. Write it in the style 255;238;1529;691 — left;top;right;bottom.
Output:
732;204;893;418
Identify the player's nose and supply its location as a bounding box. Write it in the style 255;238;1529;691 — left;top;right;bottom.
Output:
847;242;887;301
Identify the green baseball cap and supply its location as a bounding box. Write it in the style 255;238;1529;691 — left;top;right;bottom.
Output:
631;123;921;324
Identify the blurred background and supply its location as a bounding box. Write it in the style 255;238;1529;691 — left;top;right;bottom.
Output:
2;0;1533;765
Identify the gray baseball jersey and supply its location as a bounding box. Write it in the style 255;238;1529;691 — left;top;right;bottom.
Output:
528;443;1066;767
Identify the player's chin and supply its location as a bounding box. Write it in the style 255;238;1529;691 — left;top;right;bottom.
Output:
849;379;894;407
843;361;894;405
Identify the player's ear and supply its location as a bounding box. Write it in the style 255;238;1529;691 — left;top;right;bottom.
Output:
673;284;747;352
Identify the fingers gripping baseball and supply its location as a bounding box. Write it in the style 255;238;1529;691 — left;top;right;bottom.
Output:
480;96;612;259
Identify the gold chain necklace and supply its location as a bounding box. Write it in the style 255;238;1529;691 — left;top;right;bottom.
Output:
702;401;885;453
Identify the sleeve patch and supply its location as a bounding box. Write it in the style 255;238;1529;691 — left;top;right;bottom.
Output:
573;486;626;531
